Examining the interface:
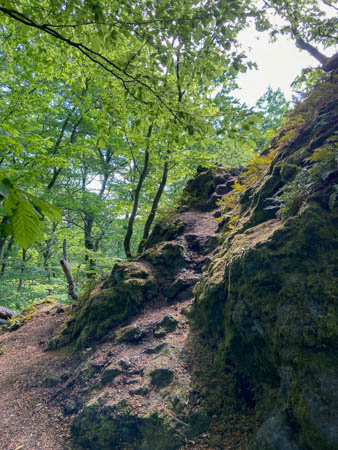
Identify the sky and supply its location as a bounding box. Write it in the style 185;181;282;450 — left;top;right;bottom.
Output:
234;21;337;107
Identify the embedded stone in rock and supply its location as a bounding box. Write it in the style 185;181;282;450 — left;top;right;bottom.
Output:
185;234;219;255
63;399;79;416
154;315;178;338
101;363;122;385
129;387;150;396
138;241;187;275
252;412;301;450
215;183;232;195
165;273;199;300
213;209;223;218
142;219;185;251
117;326;147;344
150;368;174;387
144;343;168;355
160;316;178;332
185;233;202;251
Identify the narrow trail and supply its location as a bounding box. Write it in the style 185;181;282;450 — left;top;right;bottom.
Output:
0;304;79;450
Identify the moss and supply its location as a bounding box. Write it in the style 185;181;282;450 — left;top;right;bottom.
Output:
72;401;185;449
289;383;336;450
143;219;185;250
149;368;174;387
190;78;338;449
49;262;158;350
138;241;187;275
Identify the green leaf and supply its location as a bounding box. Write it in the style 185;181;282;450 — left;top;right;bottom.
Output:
0;180;10;199
11;196;44;249
26;194;62;222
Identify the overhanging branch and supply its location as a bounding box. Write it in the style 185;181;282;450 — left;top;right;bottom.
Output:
0;7;182;124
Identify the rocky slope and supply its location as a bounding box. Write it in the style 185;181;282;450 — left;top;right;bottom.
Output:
3;71;336;450
64;72;337;449
48;165;249;449
192;73;338;449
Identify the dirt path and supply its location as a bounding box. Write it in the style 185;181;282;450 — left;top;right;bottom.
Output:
0;304;81;450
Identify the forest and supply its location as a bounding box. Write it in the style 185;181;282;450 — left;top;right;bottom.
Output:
0;1;337;449
1;0;334;310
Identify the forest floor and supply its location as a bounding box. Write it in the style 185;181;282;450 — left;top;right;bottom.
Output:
0;304;79;450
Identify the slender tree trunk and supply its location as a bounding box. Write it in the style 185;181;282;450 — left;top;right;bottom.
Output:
123;124;153;259
0;217;9;262
0;237;6;262
138;160;169;254
17;248;27;292
43;223;58;280
1;237;14;276
62;238;67;260
84;212;96;278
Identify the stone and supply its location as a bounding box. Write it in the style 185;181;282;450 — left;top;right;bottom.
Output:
154;315;178;338
215;183;232;195
144;343;168;355
129;387;150;396
72;398;186;449
150;368;174;387
251;412;301;450
49;261;157;350
101;363;122;385
191;79;338;450
117;326;147;344
43;376;62;387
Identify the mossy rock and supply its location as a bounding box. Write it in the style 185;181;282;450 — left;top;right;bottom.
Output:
72;399;185;449
191;109;338;450
142;219;185;251
179;166;233;211
138;241;187;275
149;368;174;387
49;262;157;350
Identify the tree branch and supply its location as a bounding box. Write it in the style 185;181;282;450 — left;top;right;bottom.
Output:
0;7;183;124
60;259;78;300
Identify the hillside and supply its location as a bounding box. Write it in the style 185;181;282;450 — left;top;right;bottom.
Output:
0;70;337;450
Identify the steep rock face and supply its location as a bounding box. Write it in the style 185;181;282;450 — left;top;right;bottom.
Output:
192;74;338;449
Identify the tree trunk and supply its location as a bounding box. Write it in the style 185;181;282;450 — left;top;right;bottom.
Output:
17;248;27;292
138;160;169;254
1;237;14;276
0;217;9;262
60;259;78;300
123;124;152;259
295;37;329;66
84;212;96;278
43;223;58;280
62;238;67;260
